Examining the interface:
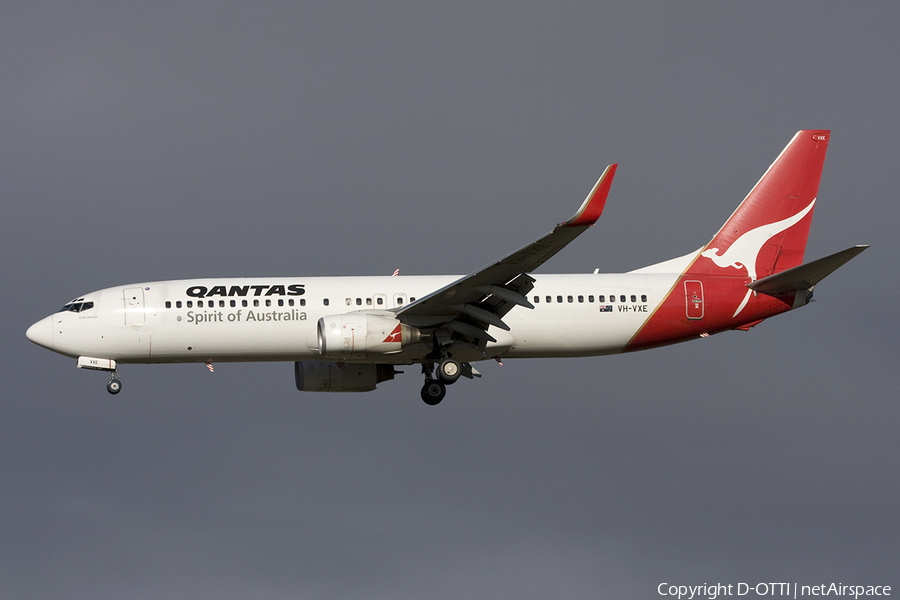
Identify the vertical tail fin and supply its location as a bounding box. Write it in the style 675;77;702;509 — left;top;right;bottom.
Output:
699;130;830;281
627;131;839;350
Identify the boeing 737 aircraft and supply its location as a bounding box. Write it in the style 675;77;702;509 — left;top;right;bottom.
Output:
26;130;866;404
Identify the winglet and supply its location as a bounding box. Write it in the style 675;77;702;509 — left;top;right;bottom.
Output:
563;164;617;227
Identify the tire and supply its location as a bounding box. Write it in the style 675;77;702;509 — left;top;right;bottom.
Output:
107;379;122;395
437;359;461;384
421;381;446;405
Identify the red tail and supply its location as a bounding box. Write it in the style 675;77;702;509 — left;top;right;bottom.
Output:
696;130;830;280
626;131;832;351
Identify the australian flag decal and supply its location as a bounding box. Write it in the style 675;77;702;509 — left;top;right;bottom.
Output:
599;305;613;313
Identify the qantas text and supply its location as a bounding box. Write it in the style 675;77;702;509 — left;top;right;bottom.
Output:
185;284;305;298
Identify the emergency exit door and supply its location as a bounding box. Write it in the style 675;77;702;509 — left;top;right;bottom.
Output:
684;280;704;320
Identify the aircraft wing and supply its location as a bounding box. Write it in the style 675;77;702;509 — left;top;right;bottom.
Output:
394;165;617;342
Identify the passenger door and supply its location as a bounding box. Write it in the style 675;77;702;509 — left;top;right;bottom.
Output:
124;288;145;326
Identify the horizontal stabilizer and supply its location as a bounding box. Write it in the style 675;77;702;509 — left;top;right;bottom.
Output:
748;245;869;294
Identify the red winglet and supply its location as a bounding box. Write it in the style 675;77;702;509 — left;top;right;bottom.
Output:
563;164;617;227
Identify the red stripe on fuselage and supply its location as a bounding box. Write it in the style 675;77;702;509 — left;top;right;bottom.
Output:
625;273;798;352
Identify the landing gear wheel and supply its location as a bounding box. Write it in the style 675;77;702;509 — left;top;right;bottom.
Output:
421;380;446;406
107;378;122;395
438;358;461;384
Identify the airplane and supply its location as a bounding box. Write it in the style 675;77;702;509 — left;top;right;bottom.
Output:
26;130;867;405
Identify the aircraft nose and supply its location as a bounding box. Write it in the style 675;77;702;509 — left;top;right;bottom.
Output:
26;316;53;350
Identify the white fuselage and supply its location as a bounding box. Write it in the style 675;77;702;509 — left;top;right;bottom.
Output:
30;270;684;366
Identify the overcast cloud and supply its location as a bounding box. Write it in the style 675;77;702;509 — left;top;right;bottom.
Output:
2;2;897;599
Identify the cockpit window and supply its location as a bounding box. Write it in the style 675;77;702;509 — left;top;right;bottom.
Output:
57;300;94;313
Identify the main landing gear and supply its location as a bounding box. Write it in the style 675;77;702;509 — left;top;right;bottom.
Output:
421;379;446;405
419;358;465;406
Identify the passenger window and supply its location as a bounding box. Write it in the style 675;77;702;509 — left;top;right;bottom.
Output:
620;295;626;303
567;296;573;303
187;301;193;308
219;300;225;308
533;296;540;303
588;295;594;303
578;295;584;303
376;297;383;305
300;299;306;306
265;299;271;307
557;296;563;303
346;298;352;306
546;296;551;303
630;295;636;303
366;298;372;306
641;294;647;302
253;299;259;307
323;298;329;306
278;299;284;307
165;301;171;309
230;300;236;307
176;301;182;309
610;295;616;303
410;297;415;302
242;300;248;307
288;299;294;306
356;298;362;306
598;295;605;302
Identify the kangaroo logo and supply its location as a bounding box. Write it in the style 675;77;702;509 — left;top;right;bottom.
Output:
383;323;403;344
701;198;815;317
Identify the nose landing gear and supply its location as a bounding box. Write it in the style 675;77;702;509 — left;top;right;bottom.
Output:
76;357;123;395
106;375;122;395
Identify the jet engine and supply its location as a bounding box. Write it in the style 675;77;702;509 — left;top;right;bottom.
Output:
317;314;423;359
294;361;397;392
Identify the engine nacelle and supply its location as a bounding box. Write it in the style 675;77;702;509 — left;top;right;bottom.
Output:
294;361;396;392
317;313;422;359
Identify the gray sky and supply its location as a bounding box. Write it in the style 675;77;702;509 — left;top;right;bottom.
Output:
3;2;897;598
